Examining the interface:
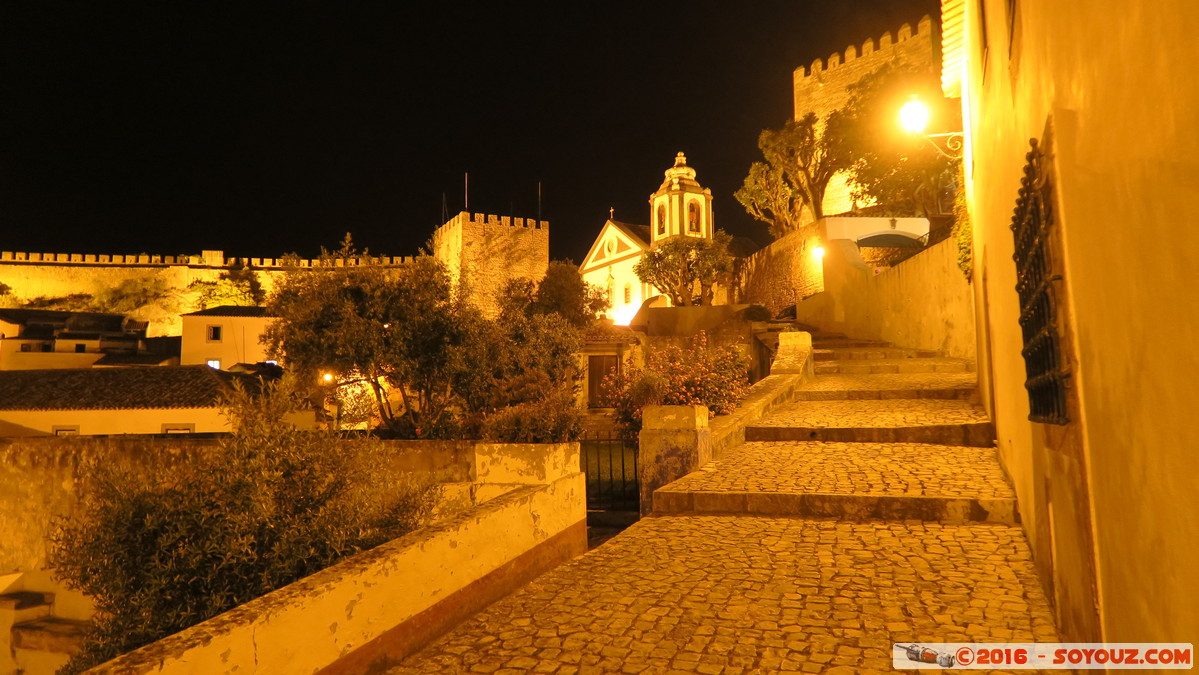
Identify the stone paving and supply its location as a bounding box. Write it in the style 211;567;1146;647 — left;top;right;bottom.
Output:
752;399;990;429
655;442;1014;500
386;516;1057;675
385;342;1059;674
814;358;972;375
795;372;977;397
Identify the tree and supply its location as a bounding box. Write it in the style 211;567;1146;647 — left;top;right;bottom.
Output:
633;231;735;306
50;378;438;674
735;112;851;238
265;236;463;437
189;266;265;309
836;63;960;217
499;261;607;328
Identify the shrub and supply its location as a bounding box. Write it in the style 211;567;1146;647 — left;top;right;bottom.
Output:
602;332;750;438
743;304;772;322
480;388;583;443
50;380;439;673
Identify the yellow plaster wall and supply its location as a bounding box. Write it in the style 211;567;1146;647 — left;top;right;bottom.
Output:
962;0;1199;642
179;315;274;366
0;407;229;437
582;254;650;325
799;236;976;359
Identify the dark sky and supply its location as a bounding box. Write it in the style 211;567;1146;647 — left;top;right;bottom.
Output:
1;1;938;264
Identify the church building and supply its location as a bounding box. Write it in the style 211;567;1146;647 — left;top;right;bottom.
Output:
579;152;715;325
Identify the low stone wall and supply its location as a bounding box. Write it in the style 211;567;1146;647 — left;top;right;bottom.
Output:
92;446;585;674
638;334;812;514
0;437;474;576
739;227;825;316
808;237;976;360
742;227;976;359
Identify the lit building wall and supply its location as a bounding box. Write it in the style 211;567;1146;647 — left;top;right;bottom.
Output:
952;0;1199;642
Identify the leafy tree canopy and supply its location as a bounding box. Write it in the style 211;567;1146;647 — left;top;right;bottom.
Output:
499;260;607;328
633;231;735;307
836;63;960;217
189;266;265;309
735;112;851;238
265;235;462;436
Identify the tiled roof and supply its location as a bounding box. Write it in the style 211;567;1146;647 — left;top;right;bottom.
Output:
610;221;651;247
182;305;273;318
0;365;261;411
0;309;125;328
92;354;179;366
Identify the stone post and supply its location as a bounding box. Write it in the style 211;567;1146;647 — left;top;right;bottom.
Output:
637;405;711;516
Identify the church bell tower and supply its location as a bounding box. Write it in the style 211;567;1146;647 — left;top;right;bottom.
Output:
648;152;714;248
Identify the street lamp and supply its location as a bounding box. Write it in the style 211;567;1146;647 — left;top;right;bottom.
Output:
899;97;964;160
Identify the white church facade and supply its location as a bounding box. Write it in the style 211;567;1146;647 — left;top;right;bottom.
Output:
579;152;716;325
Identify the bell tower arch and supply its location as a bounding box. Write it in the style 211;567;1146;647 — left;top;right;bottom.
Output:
648;152;714;248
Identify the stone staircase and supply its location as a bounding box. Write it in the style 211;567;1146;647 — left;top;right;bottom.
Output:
384;333;1060;674
0;591;85;675
656;335;1016;523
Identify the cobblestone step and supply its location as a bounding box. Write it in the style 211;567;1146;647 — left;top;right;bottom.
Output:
815;357;972;375
795;372;978;401
654;441;1017;523
386;516;1058;674
814;347;939;361
748;399;995;447
0;591;53;626
11;617;86;654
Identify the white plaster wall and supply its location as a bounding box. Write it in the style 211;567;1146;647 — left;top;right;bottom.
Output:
964;0;1199;642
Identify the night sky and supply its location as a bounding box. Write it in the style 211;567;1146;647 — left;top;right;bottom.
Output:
2;1;938;264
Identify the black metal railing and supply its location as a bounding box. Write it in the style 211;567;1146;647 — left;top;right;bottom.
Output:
1010;137;1070;424
579;431;639;511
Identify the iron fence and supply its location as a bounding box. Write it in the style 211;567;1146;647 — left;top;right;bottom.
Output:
579;431;639;511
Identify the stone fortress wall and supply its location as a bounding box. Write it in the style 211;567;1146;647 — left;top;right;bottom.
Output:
432;211;550;318
794;15;938;215
0;211;548;333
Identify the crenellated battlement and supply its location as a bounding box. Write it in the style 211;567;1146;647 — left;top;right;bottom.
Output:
436;211;549;232
796;15;933;79
0;250;417;269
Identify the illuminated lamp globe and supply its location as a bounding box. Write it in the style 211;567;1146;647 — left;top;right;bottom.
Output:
899;99;930;134
321;373;335;383
812;246;826;260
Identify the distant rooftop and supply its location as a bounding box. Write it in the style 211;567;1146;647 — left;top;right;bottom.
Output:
0;365;262;411
182;305;274;318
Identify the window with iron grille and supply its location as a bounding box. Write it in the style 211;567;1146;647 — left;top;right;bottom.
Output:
1010;137;1069;424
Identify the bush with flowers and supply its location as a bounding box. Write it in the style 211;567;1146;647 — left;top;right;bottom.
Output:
599;331;750;439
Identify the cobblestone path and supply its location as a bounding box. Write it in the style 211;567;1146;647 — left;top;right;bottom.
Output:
387;339;1059;674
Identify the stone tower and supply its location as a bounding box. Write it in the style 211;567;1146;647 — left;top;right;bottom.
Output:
647;152;714;248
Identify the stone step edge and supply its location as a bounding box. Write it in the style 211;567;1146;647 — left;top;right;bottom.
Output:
815;363;971;374
11;617;88;654
653;489;1019;524
745;423;996;448
814;350;940;361
793;387;977;401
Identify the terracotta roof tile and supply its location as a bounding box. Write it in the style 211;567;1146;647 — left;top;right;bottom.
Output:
0;365;260;411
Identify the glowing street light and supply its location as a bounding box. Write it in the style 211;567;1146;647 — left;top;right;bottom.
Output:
812;245;826;260
321;372;335;384
899;99;931;134
899;96;964;160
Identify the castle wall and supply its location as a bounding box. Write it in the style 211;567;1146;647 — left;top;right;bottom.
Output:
739;225;826;317
0;247;438;336
793;16;938;215
432;212;549;317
